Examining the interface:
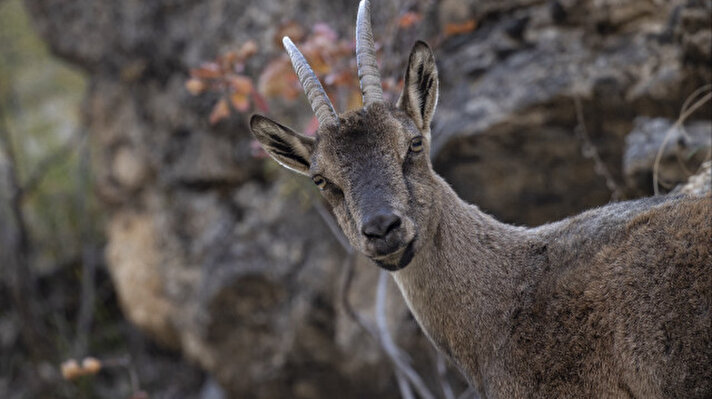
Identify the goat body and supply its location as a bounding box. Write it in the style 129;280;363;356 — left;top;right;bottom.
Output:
249;0;712;396
394;176;711;397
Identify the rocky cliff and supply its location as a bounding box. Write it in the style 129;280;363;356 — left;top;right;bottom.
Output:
24;0;711;396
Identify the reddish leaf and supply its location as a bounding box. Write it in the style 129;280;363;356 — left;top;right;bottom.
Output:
258;58;301;100
324;70;353;87
228;75;254;94
301;45;331;75
313;23;338;42
398;11;422;28
60;359;82;380
209;98;230;125
185;78;206;95
444;19;477;36
275;21;306;46
221;51;239;67
238;40;259;60
381;77;404;102
304;116;320;137
81;357;102;375
230;92;250;112
336;40;355;57
213;51;242;73
190;62;222;79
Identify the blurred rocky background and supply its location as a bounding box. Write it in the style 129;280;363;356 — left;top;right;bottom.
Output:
1;0;710;397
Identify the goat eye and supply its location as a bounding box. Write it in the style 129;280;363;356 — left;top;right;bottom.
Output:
312;175;327;190
410;137;424;153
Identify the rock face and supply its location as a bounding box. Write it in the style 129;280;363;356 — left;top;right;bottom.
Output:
623;117;711;195
673;161;712;196
433;0;711;225
24;0;711;397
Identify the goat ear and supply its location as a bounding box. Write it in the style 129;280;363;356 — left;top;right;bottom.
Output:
249;114;315;176
397;41;439;132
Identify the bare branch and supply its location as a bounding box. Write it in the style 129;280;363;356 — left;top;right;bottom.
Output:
376;270;436;399
0;106;29;253
128;358;141;394
573;96;623;201
652;85;712;195
396;369;416;399
319;195;435;398
315;201;352;252
436;352;456;399
101;355;142;394
338;253;377;336
74;135;97;358
0;101;46;358
456;386;478;399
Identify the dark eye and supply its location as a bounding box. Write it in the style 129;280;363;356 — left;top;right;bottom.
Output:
312;174;327;190
409;136;424;153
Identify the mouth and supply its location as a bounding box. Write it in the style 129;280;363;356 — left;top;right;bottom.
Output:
370;238;416;272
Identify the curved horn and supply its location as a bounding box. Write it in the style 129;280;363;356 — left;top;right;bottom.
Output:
356;0;384;105
282;36;339;127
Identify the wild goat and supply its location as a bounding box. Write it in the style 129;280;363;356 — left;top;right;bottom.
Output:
249;0;712;397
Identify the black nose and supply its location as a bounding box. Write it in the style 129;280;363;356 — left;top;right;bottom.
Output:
362;212;402;239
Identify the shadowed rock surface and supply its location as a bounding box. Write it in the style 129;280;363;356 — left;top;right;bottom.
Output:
623;117;711;194
23;0;711;396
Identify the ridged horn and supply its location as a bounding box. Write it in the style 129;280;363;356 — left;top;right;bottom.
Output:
282;36;339;127
356;0;384;106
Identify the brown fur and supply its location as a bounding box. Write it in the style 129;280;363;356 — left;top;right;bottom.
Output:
249;14;712;398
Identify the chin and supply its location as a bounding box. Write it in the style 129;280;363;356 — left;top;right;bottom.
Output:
368;237;417;272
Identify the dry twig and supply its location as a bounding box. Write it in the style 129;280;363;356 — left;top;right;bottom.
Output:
74;133;97;358
457;386;478;399
435;352;456;399
0;103;45;358
314;201;352;251
573;96;623;201
652;84;712;195
376;270;436;399
396;370;416;399
316;202;436;398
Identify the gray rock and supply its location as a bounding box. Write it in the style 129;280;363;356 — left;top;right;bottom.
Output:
672;161;712;196
624;117;711;194
23;0;712;396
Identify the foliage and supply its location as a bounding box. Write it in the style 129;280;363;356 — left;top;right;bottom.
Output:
186;40;268;124
186;12;478;135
